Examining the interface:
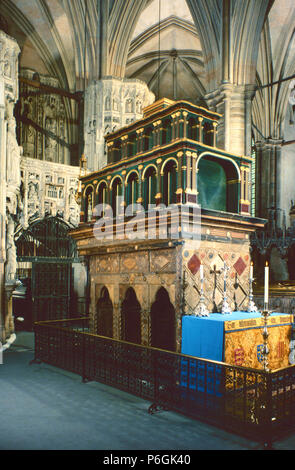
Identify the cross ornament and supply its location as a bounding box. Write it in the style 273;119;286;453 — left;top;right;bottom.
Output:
210;264;222;312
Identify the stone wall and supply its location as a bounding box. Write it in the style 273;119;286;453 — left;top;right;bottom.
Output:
18;68;72;165
183;239;252;315
20;157;80;228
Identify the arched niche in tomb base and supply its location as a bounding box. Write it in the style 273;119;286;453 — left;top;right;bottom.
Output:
120;287;141;345
150;287;176;352
96;286;113;338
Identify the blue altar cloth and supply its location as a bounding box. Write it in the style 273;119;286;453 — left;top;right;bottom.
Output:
181;311;290;362
180;311;292;397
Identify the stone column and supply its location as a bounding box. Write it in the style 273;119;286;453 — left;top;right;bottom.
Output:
205;84;256;157
255;138;283;220
0;88;6;344
0;31;21;342
96;0;109;79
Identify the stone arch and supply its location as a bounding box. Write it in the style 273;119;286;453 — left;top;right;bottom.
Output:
150;287;176;352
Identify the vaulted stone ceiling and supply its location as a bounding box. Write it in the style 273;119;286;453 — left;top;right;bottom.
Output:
125;0;206;103
253;0;295;140
1;0;295;140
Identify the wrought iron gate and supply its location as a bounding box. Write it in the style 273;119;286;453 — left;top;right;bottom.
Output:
15;216;78;325
31;261;72;322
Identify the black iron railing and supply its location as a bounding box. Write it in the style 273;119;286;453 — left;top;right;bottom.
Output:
32;318;295;448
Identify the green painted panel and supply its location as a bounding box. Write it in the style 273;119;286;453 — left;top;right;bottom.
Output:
197;158;227;211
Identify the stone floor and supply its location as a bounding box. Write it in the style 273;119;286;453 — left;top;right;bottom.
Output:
1;332;294;453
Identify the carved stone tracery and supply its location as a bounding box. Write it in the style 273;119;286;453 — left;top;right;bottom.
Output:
18;68;70;165
84;78;155;172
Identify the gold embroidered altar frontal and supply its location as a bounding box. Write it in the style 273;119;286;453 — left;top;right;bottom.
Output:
224;314;293;370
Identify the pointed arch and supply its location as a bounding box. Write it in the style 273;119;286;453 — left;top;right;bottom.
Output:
96;286;113;337
150;287;175;351
121;287;141;344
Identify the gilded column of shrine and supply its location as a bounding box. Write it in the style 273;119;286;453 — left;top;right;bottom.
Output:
107;140;115;163
212;121;218;148
197;117;204;142
136;128;144;154
180;111;188;138
152;120;161;147
185;151;192;203
181;152;187;203
137;165;143;206
106;175;112;206
171;112;182;141
176;151;184;204
155;158;162;205
121;135;128;159
175;112;181;139
121;170;127;209
171;113;177;140
171;115;175;141
191;153;197;193
240;165;251;215
185;151;198;204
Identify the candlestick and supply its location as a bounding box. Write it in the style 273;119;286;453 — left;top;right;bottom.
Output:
261;309;270;372
193;264;209;317
221;262;232;314
200;263;204;280
248;261;257;313
250;262;253;280
264;261;269;311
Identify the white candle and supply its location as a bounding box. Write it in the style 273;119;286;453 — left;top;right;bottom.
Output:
200;264;204;280
264;262;269;308
250;262;253;280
